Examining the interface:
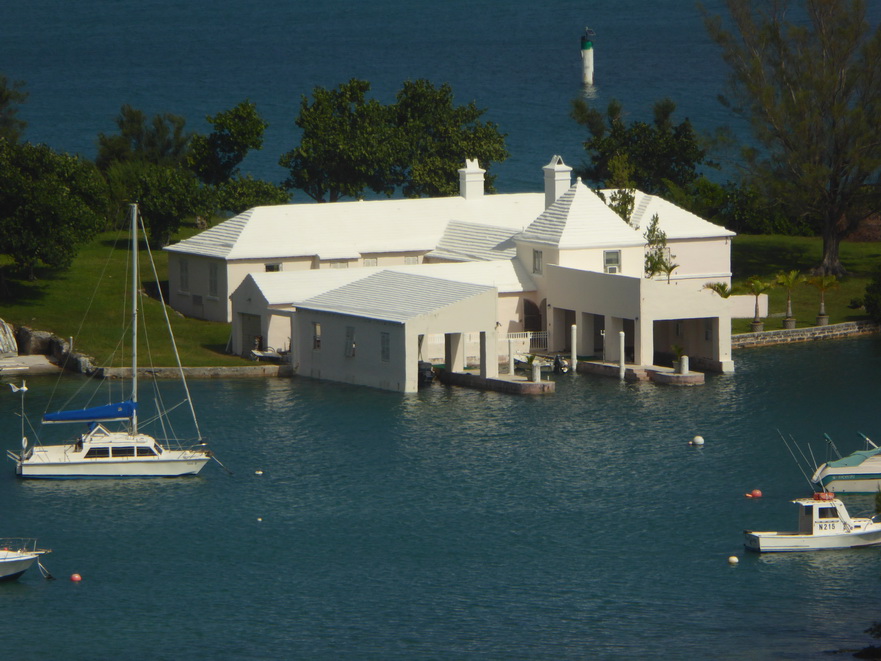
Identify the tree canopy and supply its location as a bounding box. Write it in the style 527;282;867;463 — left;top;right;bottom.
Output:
570;98;706;196
0;140;106;281
704;0;881;275
96;104;191;170
0;74;28;143
188;100;269;186
280;78;508;202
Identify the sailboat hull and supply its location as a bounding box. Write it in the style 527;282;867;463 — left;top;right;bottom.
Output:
17;457;209;478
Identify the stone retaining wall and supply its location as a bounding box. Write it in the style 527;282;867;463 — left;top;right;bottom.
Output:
732;320;881;349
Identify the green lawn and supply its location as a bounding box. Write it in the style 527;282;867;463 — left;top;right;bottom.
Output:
730;235;881;333
0;223;251;368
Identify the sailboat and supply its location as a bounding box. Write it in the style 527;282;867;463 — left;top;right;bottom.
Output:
6;204;213;478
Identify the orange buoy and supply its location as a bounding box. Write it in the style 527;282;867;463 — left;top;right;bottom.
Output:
751;489;763;498
70;573;82;582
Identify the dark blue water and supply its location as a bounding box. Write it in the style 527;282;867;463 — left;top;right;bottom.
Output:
2;337;881;659
2;0;751;192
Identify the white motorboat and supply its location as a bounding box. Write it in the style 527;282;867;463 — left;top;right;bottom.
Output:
6;205;212;479
744;492;881;552
811;433;881;494
0;538;50;581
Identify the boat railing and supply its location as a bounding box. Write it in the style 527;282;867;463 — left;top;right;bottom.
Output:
0;538;48;554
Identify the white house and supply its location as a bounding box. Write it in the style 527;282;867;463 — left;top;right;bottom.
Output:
175;156;738;392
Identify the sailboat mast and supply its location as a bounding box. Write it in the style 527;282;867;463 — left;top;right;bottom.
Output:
130;203;139;435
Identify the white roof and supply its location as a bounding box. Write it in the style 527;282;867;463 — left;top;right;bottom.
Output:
165;194;544;261
242;259;535;307
425;221;518;262
518;180;645;249
294;271;496;323
625;191;736;239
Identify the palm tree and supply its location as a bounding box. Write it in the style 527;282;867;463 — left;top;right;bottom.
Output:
808;274;839;326
744;276;774;331
660;260;679;284
703;282;732;298
775;270;806;328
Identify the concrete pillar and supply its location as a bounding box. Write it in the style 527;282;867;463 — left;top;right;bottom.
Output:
618;330;626;380
570;324;577;372
479;331;498;379
445;333;465;373
507;338;515;374
604;316;624;362
678;355;689;375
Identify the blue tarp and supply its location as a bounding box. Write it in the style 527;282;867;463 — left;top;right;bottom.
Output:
42;400;137;425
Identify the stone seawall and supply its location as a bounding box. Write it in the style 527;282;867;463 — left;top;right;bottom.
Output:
732;320;881;349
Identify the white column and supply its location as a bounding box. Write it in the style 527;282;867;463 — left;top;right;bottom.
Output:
570;324;577;372
618;330;626;380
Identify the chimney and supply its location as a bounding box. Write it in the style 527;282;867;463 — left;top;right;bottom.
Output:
543;155;572;208
458;159;485;200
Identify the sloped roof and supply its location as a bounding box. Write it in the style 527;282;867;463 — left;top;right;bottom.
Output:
294;271;496;323
243;259;534;307
425;221;518;262
165;194;544;261
518;179;644;249
626;191;736;239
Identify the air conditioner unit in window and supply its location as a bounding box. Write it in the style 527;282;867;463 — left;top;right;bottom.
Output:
607;266;618;274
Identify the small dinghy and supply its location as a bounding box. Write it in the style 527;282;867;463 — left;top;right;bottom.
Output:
744;492;881;553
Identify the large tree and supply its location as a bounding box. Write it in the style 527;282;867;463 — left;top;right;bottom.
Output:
280;79;396;202
390;79;508;198
188;100;269;186
280;78;508;202
570;98;706;196
704;0;881;275
97;104;191;170
0;74;28;143
0;141;106;282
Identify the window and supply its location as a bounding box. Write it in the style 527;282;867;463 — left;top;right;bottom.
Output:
208;263;218;298
84;447;110;459
818;507;838;519
381;332;390;362
363;257;377;267
345;326;356;357
137;447;157;457
179;259;189;292
533;249;543;274
112;447;136;458
328;260;349;269
604;250;621;274
312;322;322;350
404;256;419;265
265;263;281;272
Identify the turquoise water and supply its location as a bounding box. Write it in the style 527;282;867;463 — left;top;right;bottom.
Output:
2;337;881;659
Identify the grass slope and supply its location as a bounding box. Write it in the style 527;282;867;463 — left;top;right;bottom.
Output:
0;225;250;368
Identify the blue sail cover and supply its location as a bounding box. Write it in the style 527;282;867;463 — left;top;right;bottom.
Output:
42;400;137;425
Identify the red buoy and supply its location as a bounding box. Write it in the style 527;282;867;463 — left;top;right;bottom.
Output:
751;489;763;498
70;573;82;582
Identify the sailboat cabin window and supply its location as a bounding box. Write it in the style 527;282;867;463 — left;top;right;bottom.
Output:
137;447;157;457
84;447;110;459
113;447;136;458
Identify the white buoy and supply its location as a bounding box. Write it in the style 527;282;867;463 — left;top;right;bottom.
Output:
728;556;739;565
690;435;705;446
255;470;264;476
257;517;263;522
581;27;596;86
